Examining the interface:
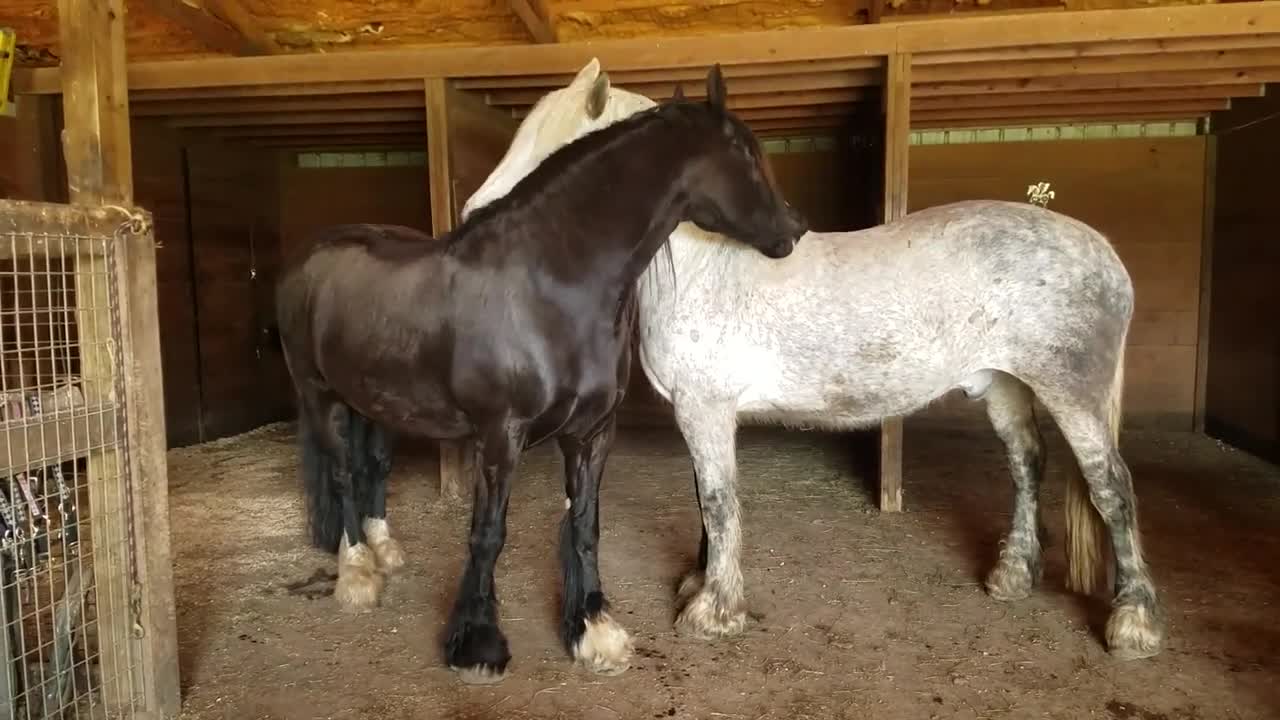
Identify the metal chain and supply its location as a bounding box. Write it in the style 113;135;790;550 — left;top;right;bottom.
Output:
108;207;150;640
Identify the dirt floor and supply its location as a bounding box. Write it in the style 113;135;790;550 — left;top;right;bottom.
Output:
164;419;1280;720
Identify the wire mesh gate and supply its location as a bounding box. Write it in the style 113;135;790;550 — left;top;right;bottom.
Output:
0;199;161;719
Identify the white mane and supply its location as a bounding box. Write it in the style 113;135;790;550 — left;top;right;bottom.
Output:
461;58;657;221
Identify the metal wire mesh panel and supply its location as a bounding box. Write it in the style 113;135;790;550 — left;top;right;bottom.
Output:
0;202;142;720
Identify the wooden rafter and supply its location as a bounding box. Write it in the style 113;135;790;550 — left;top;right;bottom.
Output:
509;0;556;44
141;0;273;56
16;4;1280;93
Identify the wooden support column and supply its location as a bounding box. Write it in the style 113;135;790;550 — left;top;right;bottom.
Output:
425;77;475;502
58;0;181;717
879;53;910;513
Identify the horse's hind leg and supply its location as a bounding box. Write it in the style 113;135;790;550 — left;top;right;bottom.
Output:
983;373;1047;602
318;401;385;611
557;415;633;676
1042;395;1164;660
673;402;746;640
358;419;406;574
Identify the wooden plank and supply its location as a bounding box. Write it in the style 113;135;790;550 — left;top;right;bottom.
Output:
915;67;1280;97
168;109;424;128
913;100;1227;124
57;1;181;717
424;78;473;502
245;135;427;148
915;33;1280;65
0;407;118;471
18;4;1280;94
1193;135;1216;433
880;53;910;514
139;0;270;56
914;85;1263;112
457;58;885;90
132;80;424;102
213;122;425;138
132;92;425;117
510;0;556;43
911;112;1207;129
749;118;848;133
914;48;1280;84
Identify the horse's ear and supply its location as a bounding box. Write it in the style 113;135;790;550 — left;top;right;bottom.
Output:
572;57;601;88
706;64;727;110
586;70;610;119
670;83;686;102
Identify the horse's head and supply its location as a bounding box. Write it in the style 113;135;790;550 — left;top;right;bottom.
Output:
672;66;807;259
461;57;656;220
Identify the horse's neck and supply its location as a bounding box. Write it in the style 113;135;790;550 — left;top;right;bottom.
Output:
547;126;694;293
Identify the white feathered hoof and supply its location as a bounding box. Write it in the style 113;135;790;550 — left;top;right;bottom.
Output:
1105;603;1165;661
572;612;634;676
363;518;407;575
984;554;1038;602
335;540;384;611
674;585;746;640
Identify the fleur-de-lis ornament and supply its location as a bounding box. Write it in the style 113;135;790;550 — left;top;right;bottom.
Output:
1026;181;1055;207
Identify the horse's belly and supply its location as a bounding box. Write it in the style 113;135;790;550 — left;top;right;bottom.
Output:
337;378;472;439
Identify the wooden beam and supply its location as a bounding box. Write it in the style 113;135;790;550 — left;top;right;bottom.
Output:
17;4;1280;93
424;77;475;503
132;91;424;116
915;68;1280;97
141;0;271;55
914;85;1265;111
204;0;275;54
880;53;910;515
510;0;556;43
57;1;181;718
493;86;867;109
913;99;1227;124
914;48;1280;84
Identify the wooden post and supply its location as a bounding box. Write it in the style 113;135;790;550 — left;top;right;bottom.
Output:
879;53;911;513
425;77;475;502
58;0;182;717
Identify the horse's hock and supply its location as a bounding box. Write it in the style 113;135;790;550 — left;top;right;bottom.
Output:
0;199;175;719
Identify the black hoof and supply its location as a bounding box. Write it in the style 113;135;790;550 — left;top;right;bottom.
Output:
446;623;511;684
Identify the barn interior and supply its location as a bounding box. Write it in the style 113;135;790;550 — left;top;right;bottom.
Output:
1;1;1279;719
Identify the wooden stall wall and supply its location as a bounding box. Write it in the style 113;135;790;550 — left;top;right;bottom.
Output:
1205;91;1280;463
0;96;64;202
909;135;1208;430
186;141;291;441
131;120;203;446
277;150;430;260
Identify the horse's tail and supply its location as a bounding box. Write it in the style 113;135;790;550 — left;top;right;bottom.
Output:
299;410;343;553
1064;337;1124;596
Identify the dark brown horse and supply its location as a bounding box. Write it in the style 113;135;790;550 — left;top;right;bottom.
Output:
274;65;807;684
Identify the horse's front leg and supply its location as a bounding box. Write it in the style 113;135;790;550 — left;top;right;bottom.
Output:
558;415;633;676
444;423;523;684
673;401;746;640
